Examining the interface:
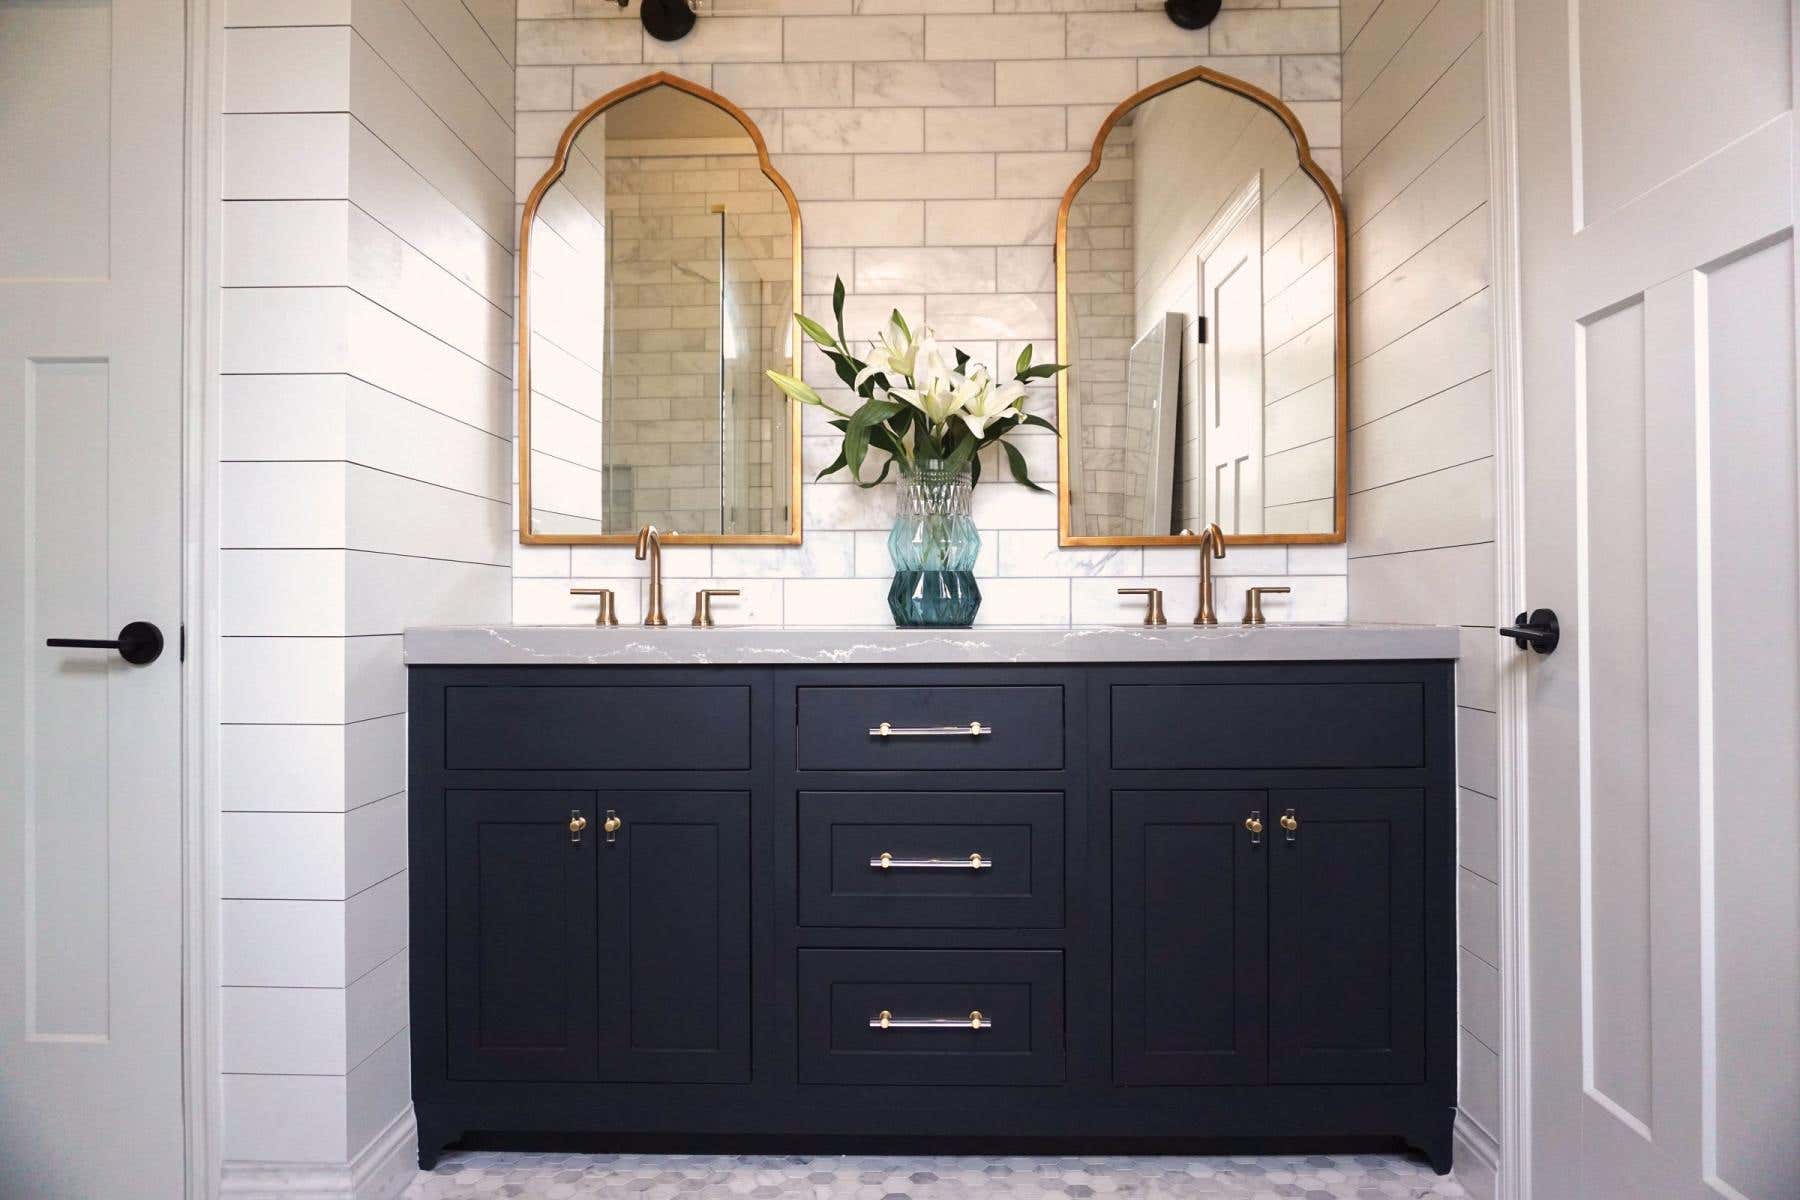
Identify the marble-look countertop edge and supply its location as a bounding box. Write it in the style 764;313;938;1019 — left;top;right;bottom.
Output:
404;624;1461;666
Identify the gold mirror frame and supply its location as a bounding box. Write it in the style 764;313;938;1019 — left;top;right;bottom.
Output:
1055;65;1349;548
517;72;805;545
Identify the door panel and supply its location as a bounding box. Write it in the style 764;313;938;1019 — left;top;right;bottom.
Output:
1267;789;1424;1084
0;0;187;1193
1515;2;1798;1194
597;791;750;1082
1113;790;1266;1085
446;791;598;1081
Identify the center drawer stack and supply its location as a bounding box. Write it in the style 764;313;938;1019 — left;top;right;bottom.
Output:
787;675;1073;1087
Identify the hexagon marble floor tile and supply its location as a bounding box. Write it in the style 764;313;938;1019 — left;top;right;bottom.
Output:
403;1152;1469;1199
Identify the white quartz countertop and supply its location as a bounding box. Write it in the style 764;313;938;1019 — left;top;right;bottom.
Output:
404;623;1460;666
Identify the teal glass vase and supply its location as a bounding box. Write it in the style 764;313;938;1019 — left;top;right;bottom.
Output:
887;459;981;627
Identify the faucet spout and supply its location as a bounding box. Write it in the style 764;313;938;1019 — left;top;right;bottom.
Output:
635;524;668;626
1194;522;1226;625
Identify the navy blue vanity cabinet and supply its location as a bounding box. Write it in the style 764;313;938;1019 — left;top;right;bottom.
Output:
409;659;1455;1174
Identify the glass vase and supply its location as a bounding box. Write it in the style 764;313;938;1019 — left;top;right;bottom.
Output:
887;458;982;627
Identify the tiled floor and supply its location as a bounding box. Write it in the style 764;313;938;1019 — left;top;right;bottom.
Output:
404;1151;1468;1198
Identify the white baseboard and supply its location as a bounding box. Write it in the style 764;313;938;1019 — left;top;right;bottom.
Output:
1453;1112;1501;1200
220;1106;417;1200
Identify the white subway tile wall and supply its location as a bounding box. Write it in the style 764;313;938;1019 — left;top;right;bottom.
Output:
219;0;516;1178
1339;1;1496;1193
513;0;1346;629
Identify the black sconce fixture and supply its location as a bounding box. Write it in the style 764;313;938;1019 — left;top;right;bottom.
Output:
1163;0;1221;31
640;0;700;42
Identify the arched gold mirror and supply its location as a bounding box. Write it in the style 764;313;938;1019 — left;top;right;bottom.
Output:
1056;66;1347;547
518;73;803;544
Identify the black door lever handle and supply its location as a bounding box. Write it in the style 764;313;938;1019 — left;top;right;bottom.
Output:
1498;609;1559;655
47;620;165;665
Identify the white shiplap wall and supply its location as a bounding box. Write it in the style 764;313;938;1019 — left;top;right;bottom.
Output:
217;0;514;1189
1339;1;1497;1194
511;1;1352;629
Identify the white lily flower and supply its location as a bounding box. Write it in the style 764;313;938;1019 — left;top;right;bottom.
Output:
891;358;968;427
854;316;922;390
958;376;1027;439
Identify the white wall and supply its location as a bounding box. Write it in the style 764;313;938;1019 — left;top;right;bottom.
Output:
511;3;1352;629
216;0;515;1192
1339;1;1497;1195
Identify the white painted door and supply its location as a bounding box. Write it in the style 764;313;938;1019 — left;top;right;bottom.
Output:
1198;179;1265;535
1512;2;1798;1197
0;0;188;1195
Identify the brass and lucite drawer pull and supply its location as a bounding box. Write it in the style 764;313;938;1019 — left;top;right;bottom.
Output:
871;851;991;870
869;721;992;738
870;1009;990;1031
569;810;588;843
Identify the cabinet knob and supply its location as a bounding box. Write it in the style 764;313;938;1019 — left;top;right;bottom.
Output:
603;813;623;834
1279;812;1298;832
1244;814;1264;837
569;811;588;843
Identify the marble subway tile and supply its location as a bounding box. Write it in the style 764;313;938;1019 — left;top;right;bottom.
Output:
854;60;996;107
801;246;857;293
785;15;925;60
771;152;855;199
925;105;1065;152
994;56;1135;105
994;150;1089;198
925;291;1055;339
514;576;645;625
661;577;784;624
784;106;925;154
855;246;998;293
515;66;573;110
516;18;641;64
782;577;894;625
996;244;1057;291
642;17;783;62
1071;575;1202;625
713;533;856;577
1287;99;1341;149
1209;7;1337;54
854;152;997;199
1000;529;1141;576
804;198;926;245
924;14;1065;60
926;197;1059;244
1144;543;1288;575
1281;53;1341;100
1065;103;1113;150
1067;12;1207;58
712;61;853;107
1137;53;1279;93
972;577;1072;624
572;63;709;104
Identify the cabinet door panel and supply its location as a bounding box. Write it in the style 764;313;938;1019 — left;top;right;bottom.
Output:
597;791;751;1082
1268;789;1425;1084
1113;790;1267;1085
446;790;598;1081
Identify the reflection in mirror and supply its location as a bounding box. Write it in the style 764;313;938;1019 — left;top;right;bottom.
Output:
521;78;800;542
1059;70;1344;543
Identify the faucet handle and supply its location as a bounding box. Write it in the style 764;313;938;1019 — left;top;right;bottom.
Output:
569;587;619;626
691;588;740;627
1242;585;1291;625
1116;587;1167;626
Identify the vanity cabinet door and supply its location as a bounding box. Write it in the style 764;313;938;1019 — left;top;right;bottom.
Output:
596;791;751;1083
446;791;599;1081
1267;789;1425;1084
1112;790;1267;1085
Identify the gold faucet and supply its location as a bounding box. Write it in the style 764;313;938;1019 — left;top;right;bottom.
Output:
634;524;668;626
1194;522;1227;625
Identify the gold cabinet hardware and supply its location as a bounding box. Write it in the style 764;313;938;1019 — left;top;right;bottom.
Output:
870;1009;992;1030
869;721;993;737
871;851;992;870
1245;810;1264;845
1280;808;1299;842
569;810;588;843
569;587;619;625
1242;585;1291;625
1117;586;1167;625
691;587;741;627
602;809;622;844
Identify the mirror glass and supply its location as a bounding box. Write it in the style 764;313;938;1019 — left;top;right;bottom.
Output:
1060;71;1344;543
521;79;800;542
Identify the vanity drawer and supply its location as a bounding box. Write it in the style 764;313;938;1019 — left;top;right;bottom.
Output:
1111;682;1425;770
796;685;1064;772
798;792;1063;928
797;949;1064;1085
442;684;752;771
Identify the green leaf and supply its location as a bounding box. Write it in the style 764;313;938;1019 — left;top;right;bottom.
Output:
796;314;838;349
824;348;862;391
954;348;971;374
845;396;905;480
814;446;848;482
1014;344;1033;376
1017;362;1069;381
941;431;978;475
968;450;982;489
765;370;824;407
888;308;909;340
1001;439;1050;493
1019;412;1060;436
856;455;897;489
832;276;846;342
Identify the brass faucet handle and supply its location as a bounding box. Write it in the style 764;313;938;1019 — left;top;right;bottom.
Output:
1242;585;1291;626
569;587;619;626
1116;587;1167;626
691;588;741;627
